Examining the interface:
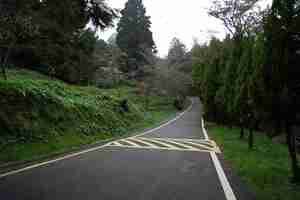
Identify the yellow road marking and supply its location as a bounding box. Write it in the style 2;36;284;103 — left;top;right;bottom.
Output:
120;139;140;147
107;137;220;153
139;137;182;150
128;138;158;148
151;137;200;151
106;144;215;153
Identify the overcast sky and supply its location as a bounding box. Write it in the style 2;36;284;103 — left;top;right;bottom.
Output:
98;0;272;57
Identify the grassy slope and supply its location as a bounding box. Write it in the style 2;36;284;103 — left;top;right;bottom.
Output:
207;123;300;200
0;69;177;164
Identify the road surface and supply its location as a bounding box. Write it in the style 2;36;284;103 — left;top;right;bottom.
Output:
0;98;255;200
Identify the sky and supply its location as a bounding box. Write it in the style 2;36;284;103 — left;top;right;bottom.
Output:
98;0;272;57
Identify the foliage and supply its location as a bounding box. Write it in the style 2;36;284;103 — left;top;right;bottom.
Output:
263;0;300;181
116;0;156;74
0;68;177;162
146;65;192;98
0;0;117;84
209;0;265;39
194;0;300;181
167;37;187;66
92;38;128;88
0;1;39;79
208;123;300;200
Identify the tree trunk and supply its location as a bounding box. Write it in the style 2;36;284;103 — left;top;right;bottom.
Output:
249;127;254;149
240;126;244;139
1;39;17;80
286;120;300;182
0;62;7;80
0;48;7;80
274;118;282;137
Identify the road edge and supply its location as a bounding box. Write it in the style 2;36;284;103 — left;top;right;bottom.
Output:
0;99;193;179
202;119;237;200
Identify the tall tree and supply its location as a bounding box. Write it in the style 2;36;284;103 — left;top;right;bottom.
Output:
167;37;187;66
264;0;300;182
209;0;267;146
116;0;156;73
209;0;263;41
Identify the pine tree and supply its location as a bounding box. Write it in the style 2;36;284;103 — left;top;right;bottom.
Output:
116;0;156;73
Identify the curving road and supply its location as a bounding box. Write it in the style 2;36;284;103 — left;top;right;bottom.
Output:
0;98;254;200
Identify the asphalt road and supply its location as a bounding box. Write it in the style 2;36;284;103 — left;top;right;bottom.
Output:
0;98;255;200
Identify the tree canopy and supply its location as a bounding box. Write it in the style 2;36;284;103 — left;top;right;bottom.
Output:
116;0;156;73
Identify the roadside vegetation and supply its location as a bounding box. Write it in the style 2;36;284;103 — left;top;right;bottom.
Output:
0;0;192;165
207;123;300;200
2;0;299;199
192;0;300;182
0;68;177;164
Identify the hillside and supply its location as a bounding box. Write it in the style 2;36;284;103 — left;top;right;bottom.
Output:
0;69;177;163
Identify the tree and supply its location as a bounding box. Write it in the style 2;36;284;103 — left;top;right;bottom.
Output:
0;0;117;83
209;0;264;41
93;37;128;88
209;0;268;146
116;0;156;73
0;0;39;79
233;38;253;139
264;0;300;182
167;37;187;66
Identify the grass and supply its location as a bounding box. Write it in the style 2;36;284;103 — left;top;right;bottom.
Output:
0;109;176;165
0;68;177;164
207;123;300;200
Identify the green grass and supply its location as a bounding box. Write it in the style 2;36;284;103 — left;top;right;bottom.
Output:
0;109;176;164
207;123;300;200
0;68;177;164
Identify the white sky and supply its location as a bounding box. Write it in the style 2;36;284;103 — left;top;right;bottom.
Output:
98;0;272;57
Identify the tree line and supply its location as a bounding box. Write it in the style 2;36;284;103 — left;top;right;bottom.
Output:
0;0;192;104
192;0;300;181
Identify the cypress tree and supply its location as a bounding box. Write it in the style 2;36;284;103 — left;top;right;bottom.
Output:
116;0;156;73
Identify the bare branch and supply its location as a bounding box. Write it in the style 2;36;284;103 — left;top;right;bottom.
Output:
208;0;263;38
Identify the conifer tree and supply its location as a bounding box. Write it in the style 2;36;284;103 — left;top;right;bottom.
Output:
116;0;156;73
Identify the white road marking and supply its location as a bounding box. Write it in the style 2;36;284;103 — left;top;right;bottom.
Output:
133;99;194;138
202;118;209;140
0;98;231;200
180;140;219;153
0;142;110;179
110;141;122;146
202;119;237;200
0;100;193;179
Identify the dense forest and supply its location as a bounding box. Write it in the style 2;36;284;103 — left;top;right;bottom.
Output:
192;0;300;181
